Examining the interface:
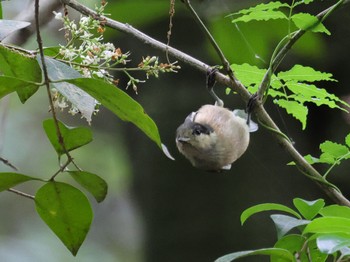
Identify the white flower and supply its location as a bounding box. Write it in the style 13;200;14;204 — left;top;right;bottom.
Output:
53;11;63;21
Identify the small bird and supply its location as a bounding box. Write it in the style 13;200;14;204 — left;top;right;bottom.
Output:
175;104;257;172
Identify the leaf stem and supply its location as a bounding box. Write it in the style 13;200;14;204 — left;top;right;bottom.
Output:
7;188;35;200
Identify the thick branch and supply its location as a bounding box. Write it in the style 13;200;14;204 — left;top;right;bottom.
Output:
62;0;350;206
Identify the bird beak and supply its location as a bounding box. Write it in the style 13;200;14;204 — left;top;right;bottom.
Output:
176;137;190;143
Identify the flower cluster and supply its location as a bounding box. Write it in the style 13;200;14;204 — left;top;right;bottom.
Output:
51;3;180;115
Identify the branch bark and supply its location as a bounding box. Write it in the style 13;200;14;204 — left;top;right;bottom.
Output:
61;0;350;206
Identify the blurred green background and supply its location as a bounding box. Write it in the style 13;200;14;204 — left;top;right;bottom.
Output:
1;0;350;261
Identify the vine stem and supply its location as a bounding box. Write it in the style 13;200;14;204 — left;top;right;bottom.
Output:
61;0;350;206
35;0;78;174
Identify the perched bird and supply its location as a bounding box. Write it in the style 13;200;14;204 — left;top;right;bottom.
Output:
176;104;257;172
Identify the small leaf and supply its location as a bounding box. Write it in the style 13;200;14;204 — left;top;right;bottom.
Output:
234;1;290;15
231;63;267;87
303;217;350;235
320;141;349;159
241;203;301;225
274;99;308;130
37;57;97;123
292;13;330;35
0;20;30;41
285;82;348;111
43;119;93;156
232;10;288;23
317;233;350;254
68;171;108;203
65;78;163;149
320;205;350;219
270;214;310;239
277;65;336;82
215;248;295;262
0;45;42;102
0;172;39;192
35;182;93;256
293;198;325;220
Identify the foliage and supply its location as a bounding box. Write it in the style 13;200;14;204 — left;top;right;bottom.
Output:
0;0;349;259
0;1;176;256
216;198;350;262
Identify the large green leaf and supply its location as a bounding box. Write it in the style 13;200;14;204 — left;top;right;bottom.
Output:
317;233;350;254
0;45;41;102
0;76;35;99
320;205;350;219
0;20;30;41
272;235;305;261
35;182;93;256
215;248;295;262
0;172;39;192
293;198;325;220
68;171;107;203
241;203;301;225
303;217;350;235
43;119;93;156
64;78;162;148
270;214;310;239
38;57;96;123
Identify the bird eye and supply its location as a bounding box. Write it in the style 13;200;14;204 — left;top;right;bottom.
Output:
192;124;212;136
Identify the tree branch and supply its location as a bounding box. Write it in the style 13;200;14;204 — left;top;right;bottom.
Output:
61;0;350;206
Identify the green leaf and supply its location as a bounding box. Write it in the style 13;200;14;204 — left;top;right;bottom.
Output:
273;235;305;261
285;82;348;111
320;205;350;219
345;134;350;148
277;65;336;82
68;171;107;203
308;239;329;262
0;20;30;41
0;45;41;102
231;63;266;87
0;172;39;192
0;76;35;99
241;203;301;225
274;99;308;130
270;214;310;239
291;13;330;35
293;198;325;220
229;2;289;23
64;78;162;149
38;57;97;123
35;182;93;256
317;233;350;254
43;119;93;156
232;10;288;23
320;141;349;157
215;248;295;262
303;217;350;235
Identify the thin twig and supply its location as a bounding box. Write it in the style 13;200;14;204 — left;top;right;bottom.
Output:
181;0;236;83
7;188;35;200
166;0;176;64
35;0;78;174
0;157;18;171
62;0;350;206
